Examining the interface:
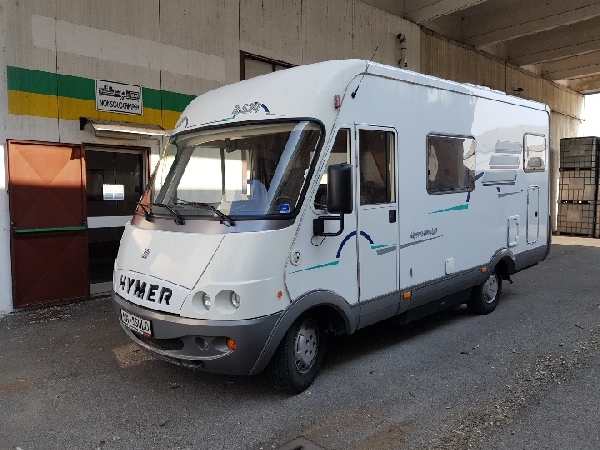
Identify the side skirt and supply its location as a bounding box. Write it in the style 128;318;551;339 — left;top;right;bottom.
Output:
400;288;471;325
515;245;548;272
353;245;548;329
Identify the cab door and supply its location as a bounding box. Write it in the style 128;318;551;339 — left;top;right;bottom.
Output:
355;126;399;326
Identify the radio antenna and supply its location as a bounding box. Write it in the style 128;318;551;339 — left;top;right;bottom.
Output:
351;46;378;99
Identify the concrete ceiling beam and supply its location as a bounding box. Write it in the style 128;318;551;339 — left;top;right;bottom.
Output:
567;74;600;94
473;3;600;46
540;50;600;80
404;0;490;24
507;16;600;65
423;0;600;47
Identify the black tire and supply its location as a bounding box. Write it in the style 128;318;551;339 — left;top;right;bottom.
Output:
467;269;502;315
269;315;324;393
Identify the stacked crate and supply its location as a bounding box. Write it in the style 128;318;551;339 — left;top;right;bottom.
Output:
557;137;600;237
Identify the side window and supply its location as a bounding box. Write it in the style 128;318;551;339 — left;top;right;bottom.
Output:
240;52;294;80
359;130;396;205
314;129;350;210
427;134;475;194
524;134;546;172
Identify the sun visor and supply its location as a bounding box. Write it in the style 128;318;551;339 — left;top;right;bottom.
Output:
80;117;169;139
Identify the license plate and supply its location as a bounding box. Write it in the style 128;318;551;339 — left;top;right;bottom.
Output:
120;310;152;337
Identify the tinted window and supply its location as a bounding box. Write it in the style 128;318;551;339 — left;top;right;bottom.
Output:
427;135;475;194
524;134;546;172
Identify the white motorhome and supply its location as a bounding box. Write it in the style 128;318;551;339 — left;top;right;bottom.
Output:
113;60;550;392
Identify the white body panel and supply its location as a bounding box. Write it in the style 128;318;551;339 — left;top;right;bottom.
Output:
115;225;224;290
114;269;189;315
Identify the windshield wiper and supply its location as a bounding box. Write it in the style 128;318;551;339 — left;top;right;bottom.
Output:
149;202;185;225
174;198;235;226
137;203;154;222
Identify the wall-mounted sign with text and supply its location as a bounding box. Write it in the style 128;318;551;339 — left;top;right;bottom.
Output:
96;80;143;115
103;184;125;201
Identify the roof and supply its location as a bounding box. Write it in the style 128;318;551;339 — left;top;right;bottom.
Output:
174;59;548;135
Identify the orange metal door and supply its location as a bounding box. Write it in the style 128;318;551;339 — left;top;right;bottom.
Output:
8;141;88;308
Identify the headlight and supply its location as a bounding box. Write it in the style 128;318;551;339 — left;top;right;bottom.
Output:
191;291;211;313
215;290;240;314
230;292;240;309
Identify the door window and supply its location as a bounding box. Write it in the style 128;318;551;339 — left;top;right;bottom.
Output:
359;130;395;205
315;128;350;210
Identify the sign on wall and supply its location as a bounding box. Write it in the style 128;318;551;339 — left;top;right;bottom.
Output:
96;80;143;115
103;184;125;201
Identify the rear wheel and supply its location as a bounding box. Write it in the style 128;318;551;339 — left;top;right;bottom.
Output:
467;269;502;314
269;315;324;393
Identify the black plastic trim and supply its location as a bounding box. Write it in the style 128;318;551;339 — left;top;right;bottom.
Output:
249;290;357;375
356;290;401;330
514;245;548;272
113;292;281;376
130;213;297;234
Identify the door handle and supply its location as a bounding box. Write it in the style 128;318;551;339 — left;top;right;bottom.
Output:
389;210;397;223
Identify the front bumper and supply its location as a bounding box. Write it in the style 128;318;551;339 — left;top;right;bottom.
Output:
112;291;281;375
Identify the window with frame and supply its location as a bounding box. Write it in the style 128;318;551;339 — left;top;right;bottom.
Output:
359;130;396;205
427;134;475;194
524;134;546;172
314;129;350;210
240;52;294;80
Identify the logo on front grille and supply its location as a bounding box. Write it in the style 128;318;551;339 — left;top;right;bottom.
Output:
141;248;150;259
118;275;172;306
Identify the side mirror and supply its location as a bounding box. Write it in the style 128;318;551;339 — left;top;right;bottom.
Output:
313;163;353;236
327;163;353;214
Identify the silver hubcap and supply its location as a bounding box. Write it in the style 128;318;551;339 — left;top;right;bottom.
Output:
482;273;499;304
294;319;318;374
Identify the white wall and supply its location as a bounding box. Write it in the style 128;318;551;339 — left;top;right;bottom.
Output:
239;0;420;71
0;0;10;314
583;94;600;136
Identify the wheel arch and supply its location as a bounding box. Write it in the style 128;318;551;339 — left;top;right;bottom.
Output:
249;290;357;375
490;248;516;280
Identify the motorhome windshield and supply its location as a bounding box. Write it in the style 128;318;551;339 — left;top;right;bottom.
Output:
149;121;322;220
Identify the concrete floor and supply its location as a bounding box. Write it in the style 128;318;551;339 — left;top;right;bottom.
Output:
1;235;599;450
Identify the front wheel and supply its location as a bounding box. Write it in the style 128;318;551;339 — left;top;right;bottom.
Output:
269;315;324;393
467;269;502;315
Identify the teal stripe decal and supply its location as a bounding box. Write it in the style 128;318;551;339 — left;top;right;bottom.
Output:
291;260;339;274
371;244;392;249
430;204;469;214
